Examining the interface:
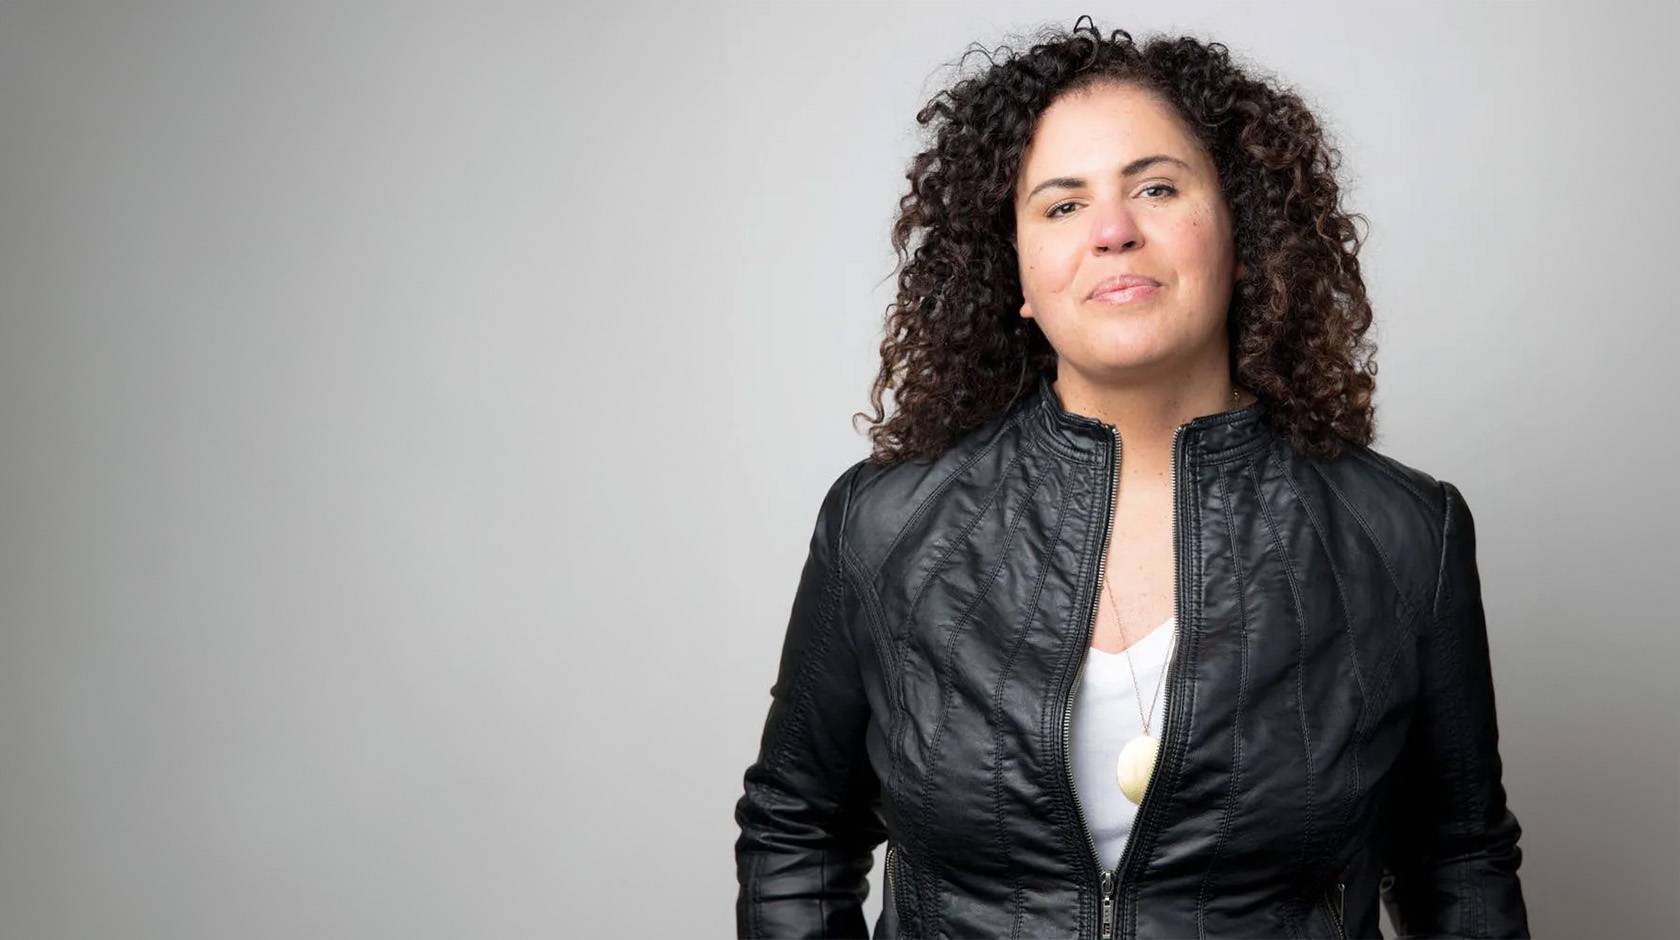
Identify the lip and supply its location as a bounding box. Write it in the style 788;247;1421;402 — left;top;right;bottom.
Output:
1086;274;1162;300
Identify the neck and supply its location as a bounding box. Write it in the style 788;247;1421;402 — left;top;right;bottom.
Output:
1051;364;1255;477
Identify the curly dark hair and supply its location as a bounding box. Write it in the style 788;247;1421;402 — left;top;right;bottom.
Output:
851;15;1379;465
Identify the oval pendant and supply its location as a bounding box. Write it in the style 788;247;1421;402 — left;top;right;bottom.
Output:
1115;733;1159;804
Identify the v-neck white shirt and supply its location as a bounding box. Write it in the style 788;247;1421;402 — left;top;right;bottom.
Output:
1070;614;1178;873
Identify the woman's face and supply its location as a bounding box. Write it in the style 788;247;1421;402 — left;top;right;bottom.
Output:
1013;82;1243;383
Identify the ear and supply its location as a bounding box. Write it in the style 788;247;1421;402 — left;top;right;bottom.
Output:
1020;299;1035;321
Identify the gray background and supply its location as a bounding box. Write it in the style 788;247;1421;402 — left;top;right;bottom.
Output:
1;1;1674;937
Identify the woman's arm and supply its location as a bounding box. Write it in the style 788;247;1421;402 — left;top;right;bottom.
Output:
1379;480;1531;938
734;461;887;939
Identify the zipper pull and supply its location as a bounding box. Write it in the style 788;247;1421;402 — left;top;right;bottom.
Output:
1099;869;1116;940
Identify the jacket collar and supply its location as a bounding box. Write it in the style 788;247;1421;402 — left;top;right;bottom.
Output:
1023;371;1272;464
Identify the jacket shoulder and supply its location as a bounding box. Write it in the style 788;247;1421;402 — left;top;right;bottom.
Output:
1313;440;1450;517
828;407;1031;577
1274;438;1460;610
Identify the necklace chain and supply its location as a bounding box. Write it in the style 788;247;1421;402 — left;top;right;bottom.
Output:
1100;576;1173;736
1094;386;1239;734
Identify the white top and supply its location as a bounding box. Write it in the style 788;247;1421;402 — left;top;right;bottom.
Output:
1070;614;1178;873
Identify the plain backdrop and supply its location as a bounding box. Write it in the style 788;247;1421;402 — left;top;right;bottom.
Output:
1;1;1675;937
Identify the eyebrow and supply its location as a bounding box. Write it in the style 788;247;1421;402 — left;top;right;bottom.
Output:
1023;154;1193;202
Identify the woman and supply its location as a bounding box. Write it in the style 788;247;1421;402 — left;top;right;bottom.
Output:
734;18;1530;940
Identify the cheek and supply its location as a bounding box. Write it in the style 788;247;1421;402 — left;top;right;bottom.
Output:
1021;238;1078;293
1166;207;1227;274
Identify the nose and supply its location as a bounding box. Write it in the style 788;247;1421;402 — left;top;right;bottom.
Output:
1089;200;1143;254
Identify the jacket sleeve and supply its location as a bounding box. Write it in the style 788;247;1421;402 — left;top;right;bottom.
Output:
1378;480;1531;938
734;461;887;939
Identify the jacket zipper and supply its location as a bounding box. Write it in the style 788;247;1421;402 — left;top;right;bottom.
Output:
886;843;899;910
1099;869;1116;939
887;842;915;934
1322;880;1346;939
1058;421;1189;940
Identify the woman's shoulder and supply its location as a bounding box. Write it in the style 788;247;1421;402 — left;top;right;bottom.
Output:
1279;437;1467;601
810;403;1023;558
1302;438;1450;515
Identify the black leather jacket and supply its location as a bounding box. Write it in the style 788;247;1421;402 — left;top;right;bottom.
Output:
735;374;1529;939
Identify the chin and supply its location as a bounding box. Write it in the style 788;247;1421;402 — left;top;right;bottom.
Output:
1063;352;1180;382
1080;327;1179;363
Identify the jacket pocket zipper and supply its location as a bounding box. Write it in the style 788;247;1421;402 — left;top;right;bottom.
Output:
886;843;906;930
1321;880;1347;939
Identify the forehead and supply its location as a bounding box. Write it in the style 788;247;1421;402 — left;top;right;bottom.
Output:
1019;85;1201;180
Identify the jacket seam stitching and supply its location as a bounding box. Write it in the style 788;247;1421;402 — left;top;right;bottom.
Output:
1430;481;1455;620
1431;480;1484;934
1196;464;1250;937
882;434;1032;939
1345;444;1435;512
1279;457;1368;839
991;465;1074;940
1026;397;1102;465
1360;605;1424;726
1306;460;1428;623
746;461;863;938
902;437;1030;631
1050;462;1106;938
1198;436;1273;466
1252;451;1323;886
751;850;763;938
764;460;864;772
882;411;1028;563
841;544;897;696
912;451;1045;936
1280;457;1372;706
765;506;849;776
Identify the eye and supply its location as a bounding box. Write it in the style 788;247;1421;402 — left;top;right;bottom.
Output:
1045;184;1177;219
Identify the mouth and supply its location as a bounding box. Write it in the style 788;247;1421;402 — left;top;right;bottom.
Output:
1087;282;1162;305
1086;274;1163;304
